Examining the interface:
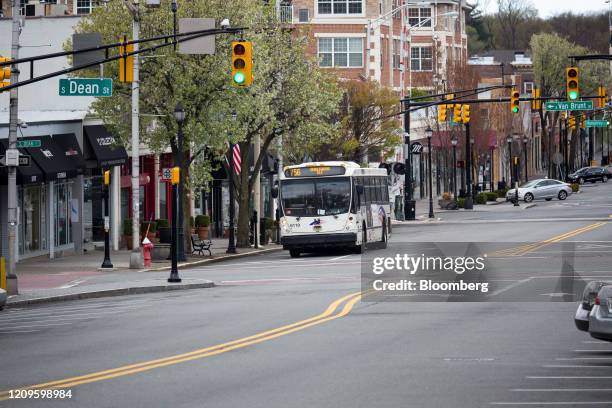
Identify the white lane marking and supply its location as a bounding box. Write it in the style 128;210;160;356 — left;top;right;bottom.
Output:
543;365;612;368
574;350;612;353
488;278;533;297
329;254;352;261
582;341;610;344
218;276;356;285
58;279;86;289
0;322;73;329
491;402;612;406
527;376;612;379
556;357;612;360
0;330;40;334
3;299;152;315
0;309;139;323
1;302;150;319
512;388;612;392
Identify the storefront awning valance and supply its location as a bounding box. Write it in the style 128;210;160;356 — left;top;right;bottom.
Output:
0;139;44;185
24;135;78;182
53;133;85;174
84;125;128;168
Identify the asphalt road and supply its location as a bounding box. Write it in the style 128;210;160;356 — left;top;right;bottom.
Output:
1;181;611;408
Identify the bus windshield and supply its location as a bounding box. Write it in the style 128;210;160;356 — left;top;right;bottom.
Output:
281;177;351;217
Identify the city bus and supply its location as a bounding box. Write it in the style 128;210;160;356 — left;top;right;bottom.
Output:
276;161;391;257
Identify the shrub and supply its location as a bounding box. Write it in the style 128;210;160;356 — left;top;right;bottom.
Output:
486;192;498;202
442;192;452;201
195;214;211;228
476;193;488;205
261;217;275;230
156;219;169;229
123;219;132;236
457;198;465;209
140;221;157;234
571;183;580;193
496;188;509;198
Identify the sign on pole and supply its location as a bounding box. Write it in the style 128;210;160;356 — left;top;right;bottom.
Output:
585;120;609;128
16;140;41;148
410;142;423;155
178;18;215;55
59;78;113;97
544;101;593;111
0;154;30;167
161;168;173;181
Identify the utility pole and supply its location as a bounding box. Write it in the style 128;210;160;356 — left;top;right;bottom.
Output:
125;0;143;269
5;0;21;295
253;134;260;248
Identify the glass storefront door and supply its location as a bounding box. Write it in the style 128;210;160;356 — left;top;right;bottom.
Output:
55;182;73;246
18;185;47;255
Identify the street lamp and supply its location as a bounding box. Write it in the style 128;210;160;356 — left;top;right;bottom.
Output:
168;167;181;283
506;135;512;188
451;135;458;203
227;111;238;254
100;170;113;269
173;102;187;261
426;126;434;218
523;135;528;182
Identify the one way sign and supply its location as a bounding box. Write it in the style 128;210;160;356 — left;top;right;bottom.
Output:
0;154;31;167
410;142;423;155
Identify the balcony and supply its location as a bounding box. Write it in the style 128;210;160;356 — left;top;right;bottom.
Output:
279;5;293;24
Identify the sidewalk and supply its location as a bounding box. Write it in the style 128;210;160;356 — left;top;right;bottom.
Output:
6;238;282;307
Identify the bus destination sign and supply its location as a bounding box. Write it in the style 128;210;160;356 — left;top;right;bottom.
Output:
285;166;346;178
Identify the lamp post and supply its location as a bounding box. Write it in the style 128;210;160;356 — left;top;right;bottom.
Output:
506;135;512;188
426;127;434;218
100;170;113;269
490;146;495;192
523;135;528;182
464;122;473;209
173;102;187;262
451;135;458;203
227;111;238;254
168;167;181;283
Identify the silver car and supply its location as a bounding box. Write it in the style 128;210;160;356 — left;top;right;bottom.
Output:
589;285;612;342
575;281;610;332
505;178;572;203
0;288;6;311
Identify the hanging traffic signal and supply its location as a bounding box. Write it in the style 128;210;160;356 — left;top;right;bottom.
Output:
580;116;586;129
461;104;470;124
438;104;447;122
0;56;11;88
566;67;579;101
231;41;253;87
119;38;134;83
531;87;541;111
104;170;110;186
568;117;577;129
171;167;180;185
598;86;608;108
453;104;462;123
510;89;520;113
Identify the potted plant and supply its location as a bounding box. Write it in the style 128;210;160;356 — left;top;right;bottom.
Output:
123;219;133;250
195;215;210;239
140;221;157;242
438;192;456;210
156;219;171;244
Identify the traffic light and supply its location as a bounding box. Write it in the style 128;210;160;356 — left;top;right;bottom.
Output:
104;170;110;186
598;86;608;108
171;167;180;185
510;89;520;113
438;104;447;122
566;67;579;101
461;104;470;124
580;116;586;129
0;56;11;88
568;117;577;129
231;41;253;87
453;104;462;123
119;39;134;83
531;87;541;111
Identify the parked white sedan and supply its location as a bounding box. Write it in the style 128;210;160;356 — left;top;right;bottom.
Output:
506;179;572;203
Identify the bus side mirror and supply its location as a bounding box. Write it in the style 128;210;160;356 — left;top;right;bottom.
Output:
356;185;364;195
271;187;279;198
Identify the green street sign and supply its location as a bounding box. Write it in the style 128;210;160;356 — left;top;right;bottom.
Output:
16;140;41;148
585;120;609;128
59;78;113;97
545;101;593;111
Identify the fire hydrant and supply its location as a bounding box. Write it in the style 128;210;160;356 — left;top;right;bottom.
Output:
142;237;154;267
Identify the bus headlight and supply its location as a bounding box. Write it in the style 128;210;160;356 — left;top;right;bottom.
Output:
281;219;291;233
345;216;354;231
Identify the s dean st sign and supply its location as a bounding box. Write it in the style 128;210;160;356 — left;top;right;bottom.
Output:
59;78;113;97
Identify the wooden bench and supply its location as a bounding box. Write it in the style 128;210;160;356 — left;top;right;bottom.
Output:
191;234;212;256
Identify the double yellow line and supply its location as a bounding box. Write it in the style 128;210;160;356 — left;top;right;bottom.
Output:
491;222;607;257
0;291;363;401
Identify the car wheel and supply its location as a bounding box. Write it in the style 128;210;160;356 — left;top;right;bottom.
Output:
558;190;568;200
545;198;552;201
289;249;300;258
579;177;585;185
380;224;388;249
524;193;534;203
603;176;608;183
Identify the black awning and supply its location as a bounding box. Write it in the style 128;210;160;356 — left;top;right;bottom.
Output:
0;139;44;185
52;133;85;174
24;136;78;182
84;125;128;168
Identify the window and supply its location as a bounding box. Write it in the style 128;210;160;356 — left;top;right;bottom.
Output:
318;0;362;15
524;81;534;94
411;46;433;71
392;0;401;18
408;7;431;27
76;0;93;15
393;39;401;69
318;38;363;68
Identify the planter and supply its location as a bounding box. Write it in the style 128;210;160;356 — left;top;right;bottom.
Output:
123;235;133;250
197;226;209;240
152;243;171;261
158;227;171;244
438;199;458;210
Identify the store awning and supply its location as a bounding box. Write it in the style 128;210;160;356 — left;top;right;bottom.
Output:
84;125;128;168
0;139;45;185
24;136;78;182
52;133;85;175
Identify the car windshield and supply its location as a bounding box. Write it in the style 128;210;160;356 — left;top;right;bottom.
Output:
281;177;351;217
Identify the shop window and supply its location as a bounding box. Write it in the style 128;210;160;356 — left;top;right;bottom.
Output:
55;183;73;247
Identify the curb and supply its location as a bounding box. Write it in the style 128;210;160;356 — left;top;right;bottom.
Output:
6;281;215;308
141;246;284;272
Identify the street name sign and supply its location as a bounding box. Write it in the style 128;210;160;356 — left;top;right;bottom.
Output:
545;101;593;111
585;120;609;128
59;78;113;97
16;140;41;148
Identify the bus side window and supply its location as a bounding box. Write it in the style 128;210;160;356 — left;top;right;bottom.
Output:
352;179;360;213
364;177;371;205
383;177;390;202
375;177;382;203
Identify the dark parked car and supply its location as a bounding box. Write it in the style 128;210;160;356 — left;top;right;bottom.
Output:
567;167;608;184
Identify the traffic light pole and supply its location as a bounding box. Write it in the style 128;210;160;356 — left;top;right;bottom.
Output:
403;100;415;221
464;123;473;210
5;0;21;295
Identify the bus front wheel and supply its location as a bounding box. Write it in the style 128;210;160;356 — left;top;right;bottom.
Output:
289;249;300;258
